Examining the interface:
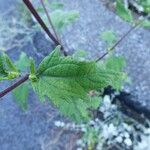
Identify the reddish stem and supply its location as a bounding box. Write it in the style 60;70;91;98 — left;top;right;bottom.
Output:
0;74;29;98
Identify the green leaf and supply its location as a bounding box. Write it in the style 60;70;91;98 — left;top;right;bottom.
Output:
0;55;7;75
83;126;99;148
104;56;127;90
13;82;30;110
30;57;36;75
105;56;126;72
37;2;79;32
90;96;102;109
137;0;150;13
3;53;18;72
49;2;64;10
50;10;79;32
0;53;20;81
55;98;100;122
29;57;37;82
73;49;88;60
15;52;30;72
101;30;117;45
31;46;126;122
116;0;133;22
141;19;150;28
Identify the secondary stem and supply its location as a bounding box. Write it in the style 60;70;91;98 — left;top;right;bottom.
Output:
40;0;60;42
96;25;136;62
0;74;29;98
96;14;150;62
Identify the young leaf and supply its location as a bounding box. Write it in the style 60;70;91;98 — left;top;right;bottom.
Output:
30;46;126;122
141;19;150;28
101;30;117;46
13;82;30;110
12;53;31;109
105;56;126;72
37;1;63;13
50;10;79;32
37;2;79;33
15;52;30;72
3;53;18;72
116;0;133;22
49;1;64;10
30;57;36;75
73;49;88;60
104;56;127;90
29;57;37;82
0;55;7;75
0;53;20;81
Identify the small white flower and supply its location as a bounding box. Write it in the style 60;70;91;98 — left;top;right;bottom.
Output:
95;118;99;122
102;123;117;139
144;128;150;134
116;136;123;143
122;123;132;132
103;95;111;109
124;132;130;138
100;106;105;112
54;121;65;127
124;138;132;146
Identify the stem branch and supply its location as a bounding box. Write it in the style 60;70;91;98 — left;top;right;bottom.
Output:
23;0;67;56
96;25;136;61
40;0;60;42
23;0;59;45
0;74;29;98
96;14;150;62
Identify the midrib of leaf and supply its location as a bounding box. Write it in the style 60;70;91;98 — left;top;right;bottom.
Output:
38;69;122;98
38;57;95;77
40;65;94;78
42;78;87;98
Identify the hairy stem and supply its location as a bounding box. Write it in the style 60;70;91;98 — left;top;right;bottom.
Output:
0;74;29;98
